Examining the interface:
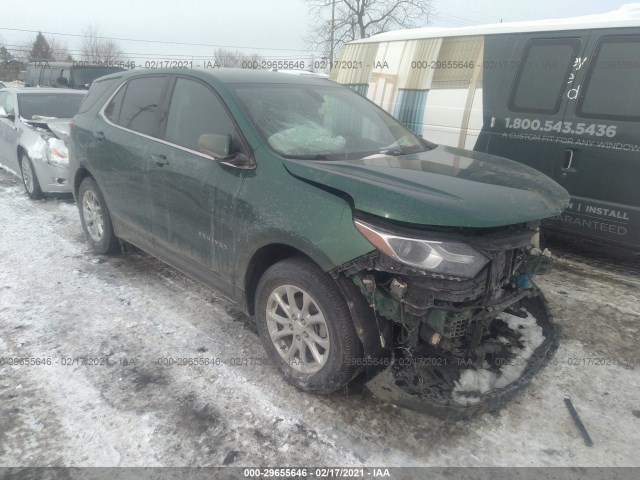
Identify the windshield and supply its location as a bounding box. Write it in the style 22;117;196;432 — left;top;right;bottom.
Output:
232;83;429;159
72;67;125;88
18;93;85;120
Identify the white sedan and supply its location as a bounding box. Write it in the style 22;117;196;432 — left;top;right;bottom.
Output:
0;87;85;198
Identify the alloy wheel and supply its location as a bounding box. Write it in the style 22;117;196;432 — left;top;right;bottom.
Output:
266;285;330;374
82;189;105;242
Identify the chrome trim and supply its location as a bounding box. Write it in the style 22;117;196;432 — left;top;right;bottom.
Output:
97;79;256;169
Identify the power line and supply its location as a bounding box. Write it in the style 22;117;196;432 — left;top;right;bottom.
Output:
0;27;315;53
435;0;506;23
4;44;311;61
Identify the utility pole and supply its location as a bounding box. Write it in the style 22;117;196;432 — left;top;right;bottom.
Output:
329;0;336;67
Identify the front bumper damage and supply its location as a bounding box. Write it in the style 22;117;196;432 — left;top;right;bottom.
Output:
333;225;560;420
23;119;72;193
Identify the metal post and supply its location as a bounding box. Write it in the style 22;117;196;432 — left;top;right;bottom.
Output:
329;0;336;68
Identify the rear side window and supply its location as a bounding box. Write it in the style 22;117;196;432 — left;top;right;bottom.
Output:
41;66;52;86
79;78;120;114
51;68;62;86
509;38;580;114
164;78;237;152
577;36;640;121
105;76;166;136
26;65;41;86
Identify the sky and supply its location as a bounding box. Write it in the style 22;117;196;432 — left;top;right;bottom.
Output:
1;0;634;66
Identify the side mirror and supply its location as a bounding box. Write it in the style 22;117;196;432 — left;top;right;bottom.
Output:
197;133;255;169
198;134;232;159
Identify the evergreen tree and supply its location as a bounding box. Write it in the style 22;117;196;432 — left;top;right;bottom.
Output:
30;32;53;61
0;45;13;64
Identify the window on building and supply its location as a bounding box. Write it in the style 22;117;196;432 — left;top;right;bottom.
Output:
394;89;428;135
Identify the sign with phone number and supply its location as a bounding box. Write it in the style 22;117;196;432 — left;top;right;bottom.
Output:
504;118;617;137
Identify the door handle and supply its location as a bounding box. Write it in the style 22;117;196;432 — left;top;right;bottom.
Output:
93;131;104;141
563;149;574;171
151;153;169;166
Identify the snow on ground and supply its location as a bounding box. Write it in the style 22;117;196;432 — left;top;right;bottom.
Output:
0;169;639;467
1;81;24;88
453;310;546;405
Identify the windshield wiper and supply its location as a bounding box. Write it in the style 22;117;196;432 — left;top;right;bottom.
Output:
281;153;338;160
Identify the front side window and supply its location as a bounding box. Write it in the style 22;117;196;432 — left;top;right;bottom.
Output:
164;78;237;153
108;76;166;136
577;36;640;121
232;83;426;159
0;92;13;115
509;38;580;114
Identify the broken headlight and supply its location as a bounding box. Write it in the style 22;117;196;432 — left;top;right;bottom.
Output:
354;219;489;279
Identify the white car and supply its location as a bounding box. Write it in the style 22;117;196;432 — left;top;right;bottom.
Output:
0;87;85;198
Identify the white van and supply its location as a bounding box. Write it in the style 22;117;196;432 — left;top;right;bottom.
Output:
332;4;640;250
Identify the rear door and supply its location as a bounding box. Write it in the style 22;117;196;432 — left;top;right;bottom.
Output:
550;31;640;248
147;75;248;295
93;75;168;246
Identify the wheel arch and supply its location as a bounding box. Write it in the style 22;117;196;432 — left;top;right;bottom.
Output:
16;145;27;167
243;243;314;315
242;242;391;369
73;167;93;199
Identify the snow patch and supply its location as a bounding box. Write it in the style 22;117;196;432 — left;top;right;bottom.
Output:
453;309;545;405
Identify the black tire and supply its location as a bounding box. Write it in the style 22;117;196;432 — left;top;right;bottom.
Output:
77;177;118;254
255;257;362;394
19;153;43;200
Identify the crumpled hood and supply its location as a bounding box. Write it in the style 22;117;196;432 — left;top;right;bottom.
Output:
283;145;569;228
24;117;71;140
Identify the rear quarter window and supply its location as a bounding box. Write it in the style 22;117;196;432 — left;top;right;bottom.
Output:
104;76;166;137
79;78;120;114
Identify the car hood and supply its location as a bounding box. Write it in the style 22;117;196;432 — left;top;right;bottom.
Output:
282;145;569;228
23;117;71;140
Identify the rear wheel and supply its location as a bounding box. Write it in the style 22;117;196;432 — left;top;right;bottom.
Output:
255;257;362;393
19;154;43;200
78;177;118;254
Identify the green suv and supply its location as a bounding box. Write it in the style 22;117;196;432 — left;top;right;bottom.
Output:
69;69;569;418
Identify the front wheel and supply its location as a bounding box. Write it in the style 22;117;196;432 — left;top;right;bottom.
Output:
255;257;362;393
78;177;118;254
19;154;43;200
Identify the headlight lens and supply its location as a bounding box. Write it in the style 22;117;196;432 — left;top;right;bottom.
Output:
355;219;489;278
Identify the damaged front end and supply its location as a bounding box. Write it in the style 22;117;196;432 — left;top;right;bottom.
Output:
23;117;72;189
333;217;560;420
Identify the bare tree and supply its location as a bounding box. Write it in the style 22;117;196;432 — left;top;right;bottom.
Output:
213;48;263;68
80;24;124;63
9;40;33;63
304;0;433;59
48;36;73;61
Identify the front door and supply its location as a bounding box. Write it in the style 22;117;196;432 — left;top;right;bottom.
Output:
0;92;19;171
147;76;248;296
